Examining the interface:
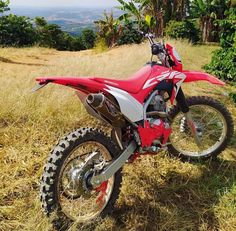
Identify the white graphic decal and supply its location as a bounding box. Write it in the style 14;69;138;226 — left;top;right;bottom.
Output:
143;71;186;90
143;71;170;89
105;85;144;122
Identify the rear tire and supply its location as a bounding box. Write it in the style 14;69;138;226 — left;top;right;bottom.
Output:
40;128;122;230
168;96;234;161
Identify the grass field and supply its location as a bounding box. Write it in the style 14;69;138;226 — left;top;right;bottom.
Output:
0;41;235;231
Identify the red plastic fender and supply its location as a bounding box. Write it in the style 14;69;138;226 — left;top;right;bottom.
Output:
182;71;225;86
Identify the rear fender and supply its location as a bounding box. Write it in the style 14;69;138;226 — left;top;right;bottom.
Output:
183;71;225;86
35;76;107;93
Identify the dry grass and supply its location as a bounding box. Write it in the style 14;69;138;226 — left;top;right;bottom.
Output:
0;40;235;231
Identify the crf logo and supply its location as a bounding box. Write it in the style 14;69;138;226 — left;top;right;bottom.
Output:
143;71;186;89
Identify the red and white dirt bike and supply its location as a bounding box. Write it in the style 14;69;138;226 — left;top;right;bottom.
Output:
34;32;233;229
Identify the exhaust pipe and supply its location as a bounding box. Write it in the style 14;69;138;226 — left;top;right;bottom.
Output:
87;94;105;108
86;93;125;127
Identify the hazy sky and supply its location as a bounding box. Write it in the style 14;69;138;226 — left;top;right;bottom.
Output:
10;0;119;7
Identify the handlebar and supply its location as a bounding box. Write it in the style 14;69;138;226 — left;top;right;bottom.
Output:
137;29;171;68
137;30;155;45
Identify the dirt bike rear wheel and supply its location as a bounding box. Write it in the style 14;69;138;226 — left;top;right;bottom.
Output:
40;128;122;230
168;96;234;161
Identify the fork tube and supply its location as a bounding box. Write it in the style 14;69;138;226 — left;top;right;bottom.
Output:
176;88;202;147
176;88;189;113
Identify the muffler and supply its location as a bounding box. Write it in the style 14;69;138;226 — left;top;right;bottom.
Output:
86;93;125;127
87;93;105;108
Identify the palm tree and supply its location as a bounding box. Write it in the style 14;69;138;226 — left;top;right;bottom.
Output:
126;0;188;36
117;0;162;35
139;0;165;36
0;0;10;13
117;0;145;25
191;0;229;42
95;12;122;47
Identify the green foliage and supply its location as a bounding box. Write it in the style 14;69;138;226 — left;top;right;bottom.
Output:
204;7;236;83
190;0;230;42
165;20;200;43
95;12;122;47
0;0;9;13
93;37;108;53
81;29;96;49
71;36;85;51
0;14;37;46
36;22;63;48
34;16;47;27
204;47;236;82
117;21;143;45
34;17;94;51
218;8;236;48
229;92;236;103
117;0;143;24
0;12;95;51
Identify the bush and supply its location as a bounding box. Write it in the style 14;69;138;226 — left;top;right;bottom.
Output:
218;8;236;48
165;20;200;43
0;14;37;46
34;17;93;51
81;29;96;49
204;47;236;83
204;8;235;84
229;92;236;104
94;37;108;52
118;21;143;45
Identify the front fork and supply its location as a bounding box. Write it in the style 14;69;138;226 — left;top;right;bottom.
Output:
176;88;202;148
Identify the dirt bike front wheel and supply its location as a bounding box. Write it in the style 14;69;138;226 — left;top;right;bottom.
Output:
40;128;122;230
168;96;234;161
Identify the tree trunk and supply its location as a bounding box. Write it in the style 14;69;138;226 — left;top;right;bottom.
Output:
151;0;164;37
201;16;215;43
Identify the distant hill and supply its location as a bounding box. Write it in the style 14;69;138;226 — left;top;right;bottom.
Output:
8;6;122;35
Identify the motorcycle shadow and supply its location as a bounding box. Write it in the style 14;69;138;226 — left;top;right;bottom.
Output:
112;157;236;231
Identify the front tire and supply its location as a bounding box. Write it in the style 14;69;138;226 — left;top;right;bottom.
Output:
40;128;122;230
168;96;234;161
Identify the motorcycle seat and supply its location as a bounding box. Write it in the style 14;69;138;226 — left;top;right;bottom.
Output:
93;65;152;94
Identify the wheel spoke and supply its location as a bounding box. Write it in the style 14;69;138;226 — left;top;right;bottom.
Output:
170;103;227;157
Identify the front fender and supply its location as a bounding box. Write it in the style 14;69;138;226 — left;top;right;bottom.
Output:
182;71;225;86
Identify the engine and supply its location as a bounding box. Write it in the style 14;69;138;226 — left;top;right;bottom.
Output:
150;94;166;112
138;92;172;152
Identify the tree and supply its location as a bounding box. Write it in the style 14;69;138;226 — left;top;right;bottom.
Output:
81;29;96;49
137;0;165;36
190;0;230;42
34;17;95;51
95;12;122;47
0;0;9;13
117;0;144;24
34;16;47;27
71;36;85;51
117;0;189;36
34;18;64;48
117;0;153;33
204;8;236;82
0;14;37;46
165;20;200;43
117;21;143;45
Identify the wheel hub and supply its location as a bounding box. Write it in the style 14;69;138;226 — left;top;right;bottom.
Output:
63;151;107;199
64;163;93;198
